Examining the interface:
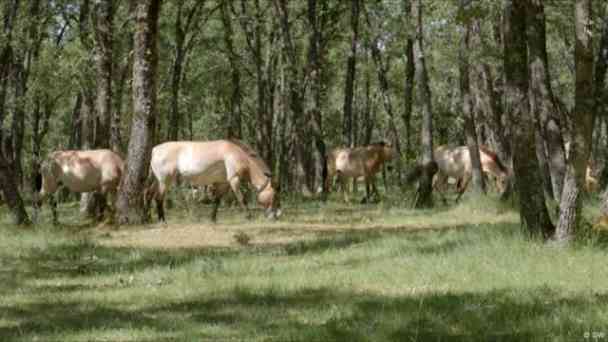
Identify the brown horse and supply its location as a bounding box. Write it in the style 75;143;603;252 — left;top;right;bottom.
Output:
35;149;125;224
433;145;509;201
325;142;396;202
146;140;281;223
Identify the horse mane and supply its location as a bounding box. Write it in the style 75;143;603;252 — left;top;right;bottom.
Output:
228;139;272;176
479;145;508;173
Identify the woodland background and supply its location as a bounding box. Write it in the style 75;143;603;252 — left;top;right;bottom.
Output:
0;0;607;244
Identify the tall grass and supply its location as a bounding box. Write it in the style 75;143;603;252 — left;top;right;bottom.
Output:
1;194;607;341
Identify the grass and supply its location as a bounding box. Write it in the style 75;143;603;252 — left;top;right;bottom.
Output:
1;189;608;341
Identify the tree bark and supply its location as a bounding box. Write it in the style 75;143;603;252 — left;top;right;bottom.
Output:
527;0;566;201
556;0;594;242
221;0;242;139
116;0;162;224
274;0;311;196
367;7;402;180
460;0;485;194
504;0;554;237
596;5;608;215
402;24;415;162
0;0;30;225
306;0;328;194
342;0;359;147
93;0;113;148
411;0;436;208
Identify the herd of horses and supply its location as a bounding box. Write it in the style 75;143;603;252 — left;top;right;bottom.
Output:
33;139;524;225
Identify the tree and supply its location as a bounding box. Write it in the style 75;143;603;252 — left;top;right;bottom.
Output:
93;0;113;148
274;0;312;196
412;0;437;208
366;4;403;180
527;0;567;201
402;0;415;161
504;0;554;237
220;0;242;139
556;0;594;243
168;0;206;142
0;0;30;225
116;0;162;224
342;0;360;147
459;0;485;194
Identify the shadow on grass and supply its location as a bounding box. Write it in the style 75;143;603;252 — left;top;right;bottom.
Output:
0;284;603;341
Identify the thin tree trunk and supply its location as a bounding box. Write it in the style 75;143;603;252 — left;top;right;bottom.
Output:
556;0;594;242
306;0;328;194
402;30;415;161
412;0;437;208
274;0;311;196
93;0;113;148
168;0;185;142
460;0;485;194
343;0;359;147
116;0;162;224
221;0;242;139
528;0;566;201
504;0;554;237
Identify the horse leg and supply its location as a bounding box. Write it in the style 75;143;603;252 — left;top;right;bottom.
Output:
209;183;229;223
337;172;349;203
433;173;448;204
229;176;250;219
361;177;371;204
50;195;58;225
155;178;170;224
455;175;471;202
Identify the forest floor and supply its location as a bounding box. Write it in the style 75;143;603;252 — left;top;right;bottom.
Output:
1;190;608;341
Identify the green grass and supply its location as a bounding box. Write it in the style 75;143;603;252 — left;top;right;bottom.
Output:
1;192;608;341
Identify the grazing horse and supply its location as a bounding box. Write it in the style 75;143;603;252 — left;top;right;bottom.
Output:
146;140;281;223
35;149;125;224
325;142;396;202
433;145;509;202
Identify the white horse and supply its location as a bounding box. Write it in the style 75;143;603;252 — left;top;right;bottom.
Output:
146;140;281;222
35;149;124;224
433;145;509;201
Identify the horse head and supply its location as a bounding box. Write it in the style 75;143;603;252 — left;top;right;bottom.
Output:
257;173;282;219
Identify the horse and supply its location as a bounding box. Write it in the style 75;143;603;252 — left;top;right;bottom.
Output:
433;145;509;202
146;139;281;223
34;149;125;224
325;142;396;202
585;163;599;193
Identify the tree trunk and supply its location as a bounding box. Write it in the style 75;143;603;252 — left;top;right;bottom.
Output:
274;0;311;196
306;0;328;194
402;30;415;162
460;0;485;194
0;0;30;225
366;7;402;180
93;0;113;148
556;0;594;242
342;0;359;147
221;0;242;139
168;0;185;142
411;0;436;208
504;0;554;237
116;0;162;224
596;4;608;216
528;0;567;202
